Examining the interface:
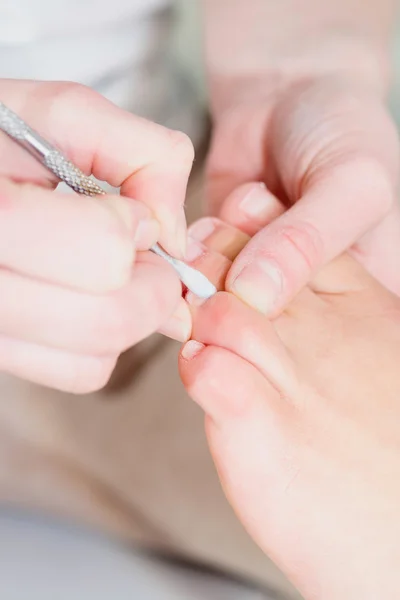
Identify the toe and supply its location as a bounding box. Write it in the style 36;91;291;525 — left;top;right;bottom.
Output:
191;292;298;397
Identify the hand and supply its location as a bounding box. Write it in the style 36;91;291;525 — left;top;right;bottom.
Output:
0;79;194;392
206;74;400;316
180;191;400;600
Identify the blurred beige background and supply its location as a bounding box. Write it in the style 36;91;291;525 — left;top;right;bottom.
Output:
173;2;400;125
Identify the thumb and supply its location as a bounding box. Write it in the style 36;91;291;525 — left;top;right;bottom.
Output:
226;156;396;315
352;202;400;296
225;81;400;314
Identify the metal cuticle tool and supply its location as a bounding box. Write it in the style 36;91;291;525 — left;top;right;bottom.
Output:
0;101;217;300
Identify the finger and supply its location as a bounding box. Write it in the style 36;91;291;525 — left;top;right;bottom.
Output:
188;217;250;260
221;80;399;315
184;237;232;305
226;157;395;316
1;80;194;257
188;183;286;259
218;182;285;236
158;297;192;342
0;178;160;292
185;193;285;304
0;335;118;394
351;202;400;296
0;253;181;354
185;184;287;305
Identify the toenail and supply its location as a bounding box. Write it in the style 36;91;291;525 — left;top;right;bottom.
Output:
181;340;205;360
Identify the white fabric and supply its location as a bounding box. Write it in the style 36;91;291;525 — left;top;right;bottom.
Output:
0;0;204;142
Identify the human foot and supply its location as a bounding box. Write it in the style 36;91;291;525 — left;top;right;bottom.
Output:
179;188;400;600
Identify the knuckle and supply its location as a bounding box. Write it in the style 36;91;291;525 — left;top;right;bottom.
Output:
66;356;117;395
46;82;97;118
278;221;324;271
352;157;394;216
165;129;195;165
312;156;394;218
39;82;104;146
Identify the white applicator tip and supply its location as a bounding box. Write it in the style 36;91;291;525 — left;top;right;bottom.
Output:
176;263;217;299
150;242;217;299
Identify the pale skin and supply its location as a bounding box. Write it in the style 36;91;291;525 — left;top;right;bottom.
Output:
1;0;400;390
203;0;400;311
1;3;400;595
0;80;193;391
179;186;400;600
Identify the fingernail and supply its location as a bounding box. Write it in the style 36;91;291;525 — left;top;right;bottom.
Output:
239;183;272;219
181;340;205;360
134;218;160;248
230;259;282;314
185;236;207;263
188;217;216;242
159;300;192;342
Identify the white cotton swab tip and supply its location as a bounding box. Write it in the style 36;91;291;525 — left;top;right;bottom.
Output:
150;243;217;299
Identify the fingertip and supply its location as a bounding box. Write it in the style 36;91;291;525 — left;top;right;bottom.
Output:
157;206;187;259
0;334;118;394
158;298;192;342
134;218;161;249
218;182;285;235
133;251;183;328
101;194;162;250
226;215;322;315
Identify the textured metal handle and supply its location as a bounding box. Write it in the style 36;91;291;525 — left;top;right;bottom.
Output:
44;151;106;196
0;102;30;140
0;101;106;196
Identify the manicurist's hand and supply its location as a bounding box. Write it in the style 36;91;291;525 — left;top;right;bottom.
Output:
0;79;194;391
